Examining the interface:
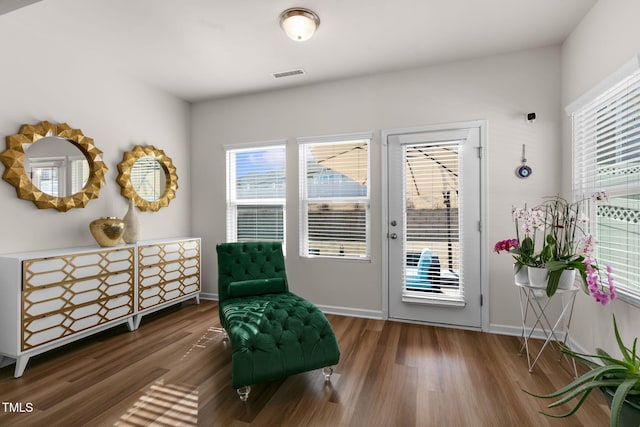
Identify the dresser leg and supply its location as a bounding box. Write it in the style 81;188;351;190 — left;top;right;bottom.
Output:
132;315;142;330
126;317;136;331
14;355;30;378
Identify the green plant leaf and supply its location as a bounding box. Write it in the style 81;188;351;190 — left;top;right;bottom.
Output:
613;315;631;363
557;344;599;369
521;236;534;254
537;388;592;419
546;269;561;297
546;379;623;408
545;260;567;271
523;365;628;399
597;348;616;366
561;346;634;370
610;378;638;427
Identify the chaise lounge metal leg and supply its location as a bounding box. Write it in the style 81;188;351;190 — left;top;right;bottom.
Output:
322;366;334;382
221;328;229;342
237;385;251;401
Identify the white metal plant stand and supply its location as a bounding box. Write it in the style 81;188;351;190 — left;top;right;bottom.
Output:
516;280;578;377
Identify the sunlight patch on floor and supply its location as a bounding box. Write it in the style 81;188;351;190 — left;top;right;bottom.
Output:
114;379;198;426
180;326;223;361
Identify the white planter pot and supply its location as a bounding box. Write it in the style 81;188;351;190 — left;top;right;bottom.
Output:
527;267;549;288
514;265;529;284
557;269;577;290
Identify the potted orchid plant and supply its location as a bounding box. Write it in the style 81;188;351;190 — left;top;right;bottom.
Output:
495;192;615;300
494;205;545;283
535;194;597;297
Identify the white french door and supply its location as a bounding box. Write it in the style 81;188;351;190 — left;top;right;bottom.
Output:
386;124;483;329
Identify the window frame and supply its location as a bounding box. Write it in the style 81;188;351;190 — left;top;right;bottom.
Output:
298;132;372;260
225;141;287;245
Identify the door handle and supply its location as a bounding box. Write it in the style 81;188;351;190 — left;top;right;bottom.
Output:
389;232;398;240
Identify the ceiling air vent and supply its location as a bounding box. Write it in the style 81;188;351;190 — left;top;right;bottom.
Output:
272;69;305;79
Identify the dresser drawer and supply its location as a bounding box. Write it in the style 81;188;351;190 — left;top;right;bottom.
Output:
22;293;134;350
23;248;134;289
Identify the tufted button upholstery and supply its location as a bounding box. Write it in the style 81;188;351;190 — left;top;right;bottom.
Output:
217;241;288;303
216;242;340;390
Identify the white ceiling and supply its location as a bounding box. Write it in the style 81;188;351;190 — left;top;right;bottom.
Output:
1;0;597;102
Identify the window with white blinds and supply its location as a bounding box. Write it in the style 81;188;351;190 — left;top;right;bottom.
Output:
571;57;640;305
299;135;370;259
226;144;286;244
30;160;61;197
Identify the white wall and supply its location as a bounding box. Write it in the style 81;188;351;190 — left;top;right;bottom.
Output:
192;46;563;328
561;0;640;354
0;4;191;255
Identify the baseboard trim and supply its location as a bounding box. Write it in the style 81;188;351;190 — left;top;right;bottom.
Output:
489;323;566;341
199;292;218;301
316;304;383;319
490;323;587;350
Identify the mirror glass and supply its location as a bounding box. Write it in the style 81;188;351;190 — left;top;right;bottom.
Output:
131;156;167;201
116;144;178;212
24;136;90;197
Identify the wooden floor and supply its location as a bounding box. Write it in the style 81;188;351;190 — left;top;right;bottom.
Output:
0;300;610;426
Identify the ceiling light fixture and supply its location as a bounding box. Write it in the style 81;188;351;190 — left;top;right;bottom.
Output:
279;8;320;42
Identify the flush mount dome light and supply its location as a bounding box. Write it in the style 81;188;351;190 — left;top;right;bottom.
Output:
279;7;320;42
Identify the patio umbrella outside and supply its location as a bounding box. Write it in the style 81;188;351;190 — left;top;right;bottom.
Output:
307;141;368;187
405;142;459;271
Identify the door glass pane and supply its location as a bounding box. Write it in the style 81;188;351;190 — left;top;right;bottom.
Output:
403;140;462;298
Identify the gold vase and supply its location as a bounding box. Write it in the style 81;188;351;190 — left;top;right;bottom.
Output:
89;217;125;247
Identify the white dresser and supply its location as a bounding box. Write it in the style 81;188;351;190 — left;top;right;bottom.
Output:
0;237;200;378
136;239;201;328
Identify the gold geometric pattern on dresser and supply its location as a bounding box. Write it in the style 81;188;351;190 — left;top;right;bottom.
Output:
138;239;200;310
21;248;135;350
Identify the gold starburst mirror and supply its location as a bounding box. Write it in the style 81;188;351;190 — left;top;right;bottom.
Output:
0;121;108;212
117;145;178;211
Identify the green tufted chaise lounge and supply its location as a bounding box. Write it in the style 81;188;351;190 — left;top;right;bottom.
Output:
216;241;341;401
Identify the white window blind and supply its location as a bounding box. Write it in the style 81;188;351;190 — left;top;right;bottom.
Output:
226;144;286;243
299;136;370;259
130;157;164;201
572;60;640;305
403;140;463;304
70;158;89;194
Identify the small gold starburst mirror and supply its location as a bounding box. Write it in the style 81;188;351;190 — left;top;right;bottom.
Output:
117;145;178;212
0;121;108;212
